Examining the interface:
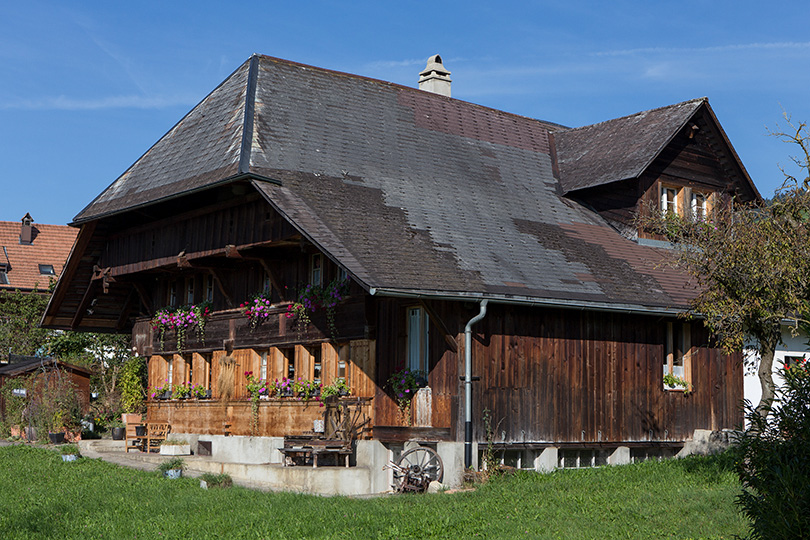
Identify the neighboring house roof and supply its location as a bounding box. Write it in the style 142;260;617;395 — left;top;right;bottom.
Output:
50;55;759;325
554;98;759;198
0;356;91;378
0;218;78;292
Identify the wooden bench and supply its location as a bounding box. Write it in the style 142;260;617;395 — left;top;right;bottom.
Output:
125;422;170;453
279;436;352;468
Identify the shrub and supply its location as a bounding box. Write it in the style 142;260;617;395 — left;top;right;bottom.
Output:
157;457;186;474
734;363;810;539
200;472;233;488
119;356;146;414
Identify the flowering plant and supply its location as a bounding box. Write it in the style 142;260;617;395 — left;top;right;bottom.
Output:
244;371;267;435
285;278;350;338
151;301;212;352
241;290;274;330
150;380;171;399
272;377;295;397
321;378;351;399
387;368;427;426
172;382;191;399
663;372;691;394
190;383;209;399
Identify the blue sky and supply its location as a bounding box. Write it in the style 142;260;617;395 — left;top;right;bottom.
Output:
2;1;809;225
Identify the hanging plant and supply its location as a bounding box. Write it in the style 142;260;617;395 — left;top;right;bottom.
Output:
241;290;273;331
245;371;267;435
284;278;350;339
151;301;212;353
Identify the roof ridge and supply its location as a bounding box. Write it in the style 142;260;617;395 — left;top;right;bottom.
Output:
255;54;570;131
554;97;707;134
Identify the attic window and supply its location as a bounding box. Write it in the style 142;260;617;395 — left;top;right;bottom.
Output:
38;264;55;276
0;270;8;285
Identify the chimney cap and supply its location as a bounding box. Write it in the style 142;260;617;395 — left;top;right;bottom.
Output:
419;55;451;78
21;213;33;225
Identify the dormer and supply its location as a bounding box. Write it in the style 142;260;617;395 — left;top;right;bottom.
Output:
553;98;760;242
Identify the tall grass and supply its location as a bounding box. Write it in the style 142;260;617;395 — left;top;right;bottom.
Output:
0;445;747;539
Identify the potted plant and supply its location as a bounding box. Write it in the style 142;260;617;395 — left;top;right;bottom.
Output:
158;457;186;479
322;378;351;399
159;437;191;455
387;368;428;426
172;382;191;400
151;381;171;400
60;444;81;462
109;419;125;440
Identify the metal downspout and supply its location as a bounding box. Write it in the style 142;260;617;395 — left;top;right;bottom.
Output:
464;299;488;469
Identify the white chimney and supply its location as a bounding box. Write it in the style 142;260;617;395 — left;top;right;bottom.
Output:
419;55;451;97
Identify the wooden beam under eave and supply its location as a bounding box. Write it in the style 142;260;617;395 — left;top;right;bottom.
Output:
258;259;284;300
209;268;234;308
115;288;137;331
131;281;153;315
71;280;99;329
419;300;459;353
42;221;97;326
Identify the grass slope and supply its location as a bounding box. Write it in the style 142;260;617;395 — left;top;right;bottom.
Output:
0;445;748;539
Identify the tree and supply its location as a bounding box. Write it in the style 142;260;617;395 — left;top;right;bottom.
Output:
735;360;810;539
0;288;50;362
641;116;810;419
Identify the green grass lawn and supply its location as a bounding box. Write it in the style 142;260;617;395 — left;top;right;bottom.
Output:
0;444;749;539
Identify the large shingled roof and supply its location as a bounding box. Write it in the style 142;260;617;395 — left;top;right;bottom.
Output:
66;54;748;314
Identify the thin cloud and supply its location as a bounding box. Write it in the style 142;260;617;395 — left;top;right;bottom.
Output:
0;94;196;111
595;41;810;57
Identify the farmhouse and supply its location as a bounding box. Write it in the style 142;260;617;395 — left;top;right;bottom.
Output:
42;55;759;493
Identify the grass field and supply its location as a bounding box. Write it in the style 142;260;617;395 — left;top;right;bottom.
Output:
0;444;749;539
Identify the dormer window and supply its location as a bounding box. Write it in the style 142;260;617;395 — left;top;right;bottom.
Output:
0;266;8;285
38;264;55;276
661;186;679;216
691;191;709;221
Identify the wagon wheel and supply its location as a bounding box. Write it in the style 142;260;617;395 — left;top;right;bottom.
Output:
393;446;444;493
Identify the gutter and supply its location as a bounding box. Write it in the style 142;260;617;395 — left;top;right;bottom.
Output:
464;300;488;468
368;287;686;318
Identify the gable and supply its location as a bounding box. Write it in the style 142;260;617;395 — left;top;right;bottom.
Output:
0;220;77;292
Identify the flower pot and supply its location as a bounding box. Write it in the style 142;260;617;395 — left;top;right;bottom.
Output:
111;427;125;440
160;444;191;456
122;413;141;425
164;468;182;479
61;454;78;462
135;425;147;437
160;391;172;400
48;432;66;445
338;389;349;397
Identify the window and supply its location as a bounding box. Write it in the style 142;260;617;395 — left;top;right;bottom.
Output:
310;254;322;286
185;277;195;305
38;264;55;275
337;266;348;281
260;351;268;380
167;358;174;385
661;186;679;216
309;346;322;384
663;322;691;391
0;270;7;285
282;348;295;380
205;275;215;303
337;343;351;386
407;307;430;372
784;355;807;369
691;191;709;221
168;281;177;307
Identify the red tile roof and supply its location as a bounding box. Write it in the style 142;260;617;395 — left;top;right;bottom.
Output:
0;218;78;292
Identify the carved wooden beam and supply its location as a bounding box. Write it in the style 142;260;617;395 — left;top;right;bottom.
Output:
71;280;99;329
419;300;459;353
115;288;137;331
209;268;234;308
131;281;153;316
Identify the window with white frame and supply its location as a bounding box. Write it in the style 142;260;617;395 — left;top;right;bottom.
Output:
661;186;679;216
168;281;177;307
260;351;268;380
407;307;430;372
691;191;709;221
663;322;691;390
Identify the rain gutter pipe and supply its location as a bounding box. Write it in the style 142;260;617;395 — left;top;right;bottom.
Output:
464;299;488;469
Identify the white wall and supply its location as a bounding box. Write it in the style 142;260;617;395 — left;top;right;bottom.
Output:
744;326;808;412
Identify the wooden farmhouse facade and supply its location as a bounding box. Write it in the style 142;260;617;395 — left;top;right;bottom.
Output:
43;55;759;487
